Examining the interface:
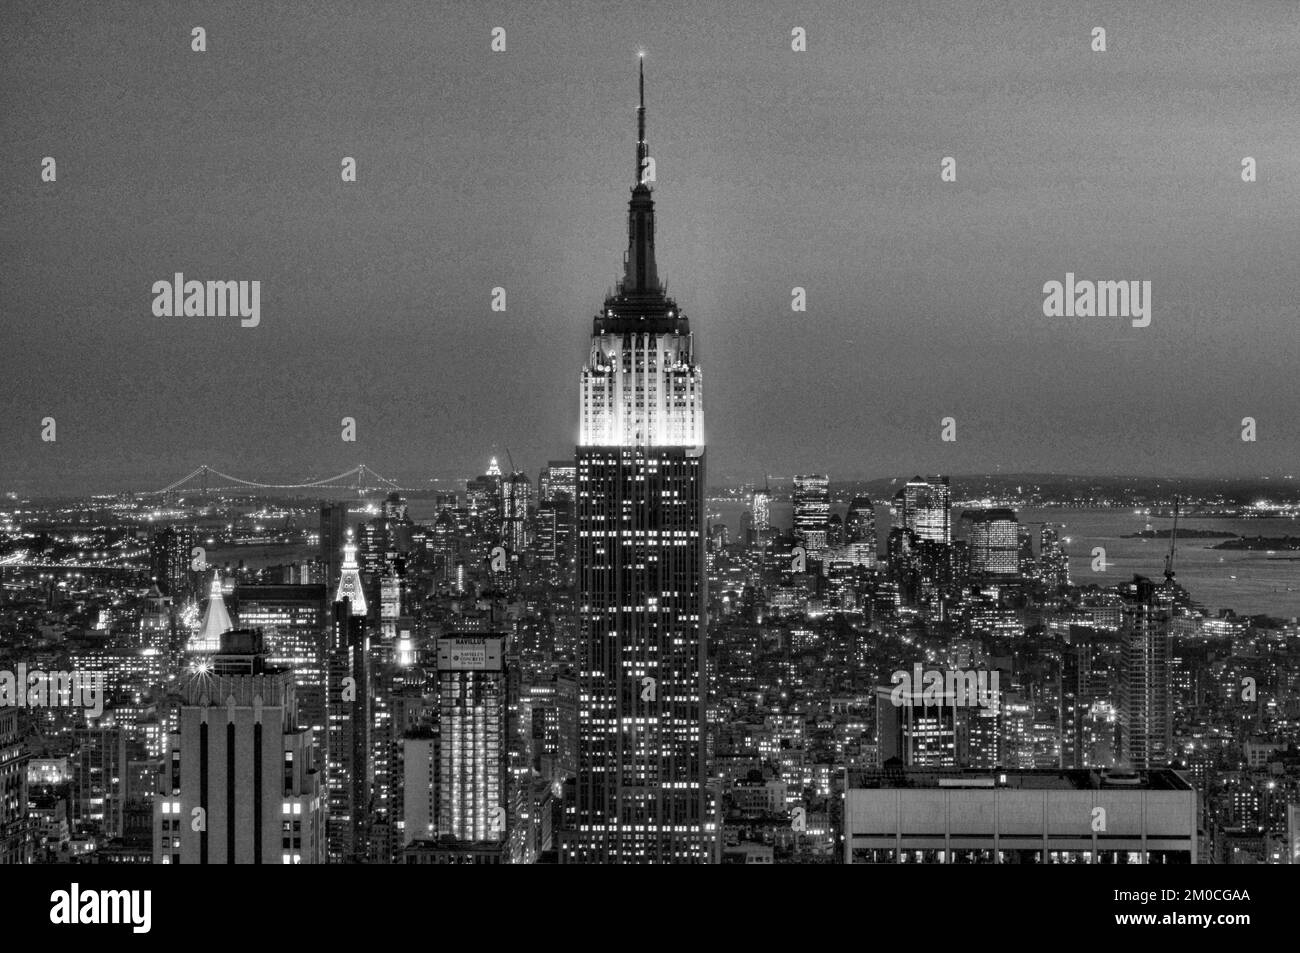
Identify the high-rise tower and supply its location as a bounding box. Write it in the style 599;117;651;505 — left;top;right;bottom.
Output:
1119;576;1171;770
962;508;1020;578
154;629;325;864
566;60;709;863
436;636;508;847
893;475;952;544
793;475;830;553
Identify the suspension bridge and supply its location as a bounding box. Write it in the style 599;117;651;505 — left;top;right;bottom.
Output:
144;463;418;496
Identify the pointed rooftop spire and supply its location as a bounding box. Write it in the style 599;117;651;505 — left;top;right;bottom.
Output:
193;568;233;652
636;53;647;186
334;528;368;616
621;54;660;294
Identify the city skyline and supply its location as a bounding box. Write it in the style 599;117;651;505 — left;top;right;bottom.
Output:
4;0;1299;495
0;0;1298;889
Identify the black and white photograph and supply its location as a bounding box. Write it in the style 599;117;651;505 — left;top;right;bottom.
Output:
0;0;1293;930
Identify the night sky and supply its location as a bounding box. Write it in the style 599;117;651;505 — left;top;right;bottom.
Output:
2;0;1297;494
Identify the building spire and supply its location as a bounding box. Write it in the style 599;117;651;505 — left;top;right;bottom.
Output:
636;54;647;186
622;54;659;293
191;568;233;653
334;528;368;617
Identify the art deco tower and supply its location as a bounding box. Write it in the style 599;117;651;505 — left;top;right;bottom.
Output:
566;61;709;863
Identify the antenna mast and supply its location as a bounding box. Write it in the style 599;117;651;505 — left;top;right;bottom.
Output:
1163;495;1179;585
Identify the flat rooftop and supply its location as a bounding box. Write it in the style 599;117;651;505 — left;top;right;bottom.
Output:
847;767;1194;792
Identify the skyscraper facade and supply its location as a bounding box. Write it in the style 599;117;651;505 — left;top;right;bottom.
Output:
1120;577;1172;770
437;636;507;846
234;583;328;740
318;502;350;591
326;600;370;863
539;460;576;503
501;470;532;552
154;629;324;864
892;475;952;544
844;496;876;546
0;709;31;864
843;495;878;566
751;487;770;530
566;63;709;863
792;475;830;553
1039;523;1070;588
962;508;1020;578
149;525;199;601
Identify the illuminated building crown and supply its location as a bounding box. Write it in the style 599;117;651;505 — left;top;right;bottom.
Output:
190;569;233;652
579;59;702;449
334;529;368;616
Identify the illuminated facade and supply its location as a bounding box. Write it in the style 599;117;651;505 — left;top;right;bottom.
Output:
876;685;958;766
501;470;532;551
359;492;412;579
793;475;830;553
844;496;877;560
326;601;369;863
1120;577;1172;770
539;460;576;502
567;62;709;863
963;508;1020;577
751;488;770;530
893;475;952;544
1040;523;1070;588
437;637;507;844
0;710;31;864
235;583;328;741
379;570;402;643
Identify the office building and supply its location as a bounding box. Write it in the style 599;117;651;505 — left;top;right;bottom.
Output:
567;62;709;863
792;475;830;553
893;475;952;544
1119;577;1172;770
962;508;1020;578
437;637;508;845
154;629;325;864
843;767;1197;864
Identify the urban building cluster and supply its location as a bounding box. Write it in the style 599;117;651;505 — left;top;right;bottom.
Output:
1;66;1297;866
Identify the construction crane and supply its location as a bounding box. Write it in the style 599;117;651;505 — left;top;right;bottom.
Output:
1163;495;1180;586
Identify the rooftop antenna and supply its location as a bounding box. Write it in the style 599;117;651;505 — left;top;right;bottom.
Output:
1163;495;1179;585
636;52;647;185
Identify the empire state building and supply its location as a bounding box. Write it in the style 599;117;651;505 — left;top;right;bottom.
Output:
564;61;709;863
